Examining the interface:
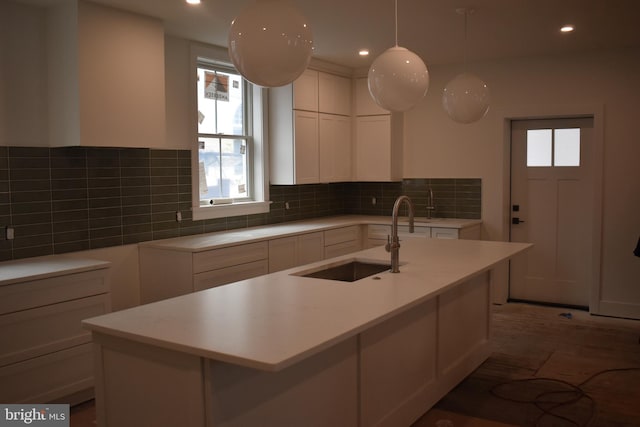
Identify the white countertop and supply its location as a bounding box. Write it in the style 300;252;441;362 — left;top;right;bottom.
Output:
0;255;111;286
138;215;482;252
83;238;529;371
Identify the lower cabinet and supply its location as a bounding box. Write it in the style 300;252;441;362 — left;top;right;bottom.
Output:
140;242;269;303
324;226;362;259
269;232;324;273
0;260;111;404
367;223;481;247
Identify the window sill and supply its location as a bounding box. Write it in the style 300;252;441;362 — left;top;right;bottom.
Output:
192;201;271;221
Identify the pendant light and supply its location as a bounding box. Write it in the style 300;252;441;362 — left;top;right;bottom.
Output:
367;0;429;112
228;0;313;88
442;8;490;124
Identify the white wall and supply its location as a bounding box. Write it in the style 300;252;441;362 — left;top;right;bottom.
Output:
403;48;640;318
0;1;48;146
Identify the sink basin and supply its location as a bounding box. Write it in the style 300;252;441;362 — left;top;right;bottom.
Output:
294;260;391;282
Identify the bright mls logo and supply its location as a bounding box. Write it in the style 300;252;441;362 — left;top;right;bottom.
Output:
0;405;69;426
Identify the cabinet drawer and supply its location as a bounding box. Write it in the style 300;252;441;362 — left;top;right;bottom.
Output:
0;269;109;315
325;240;361;259
0;343;94;404
324;226;360;246
431;227;459;239
0;294;109;367
367;224;390;239
398;225;430;238
193;242;268;274
193;260;269;291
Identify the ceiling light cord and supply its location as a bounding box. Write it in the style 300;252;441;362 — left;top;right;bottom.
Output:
394;0;399;47
463;9;468;69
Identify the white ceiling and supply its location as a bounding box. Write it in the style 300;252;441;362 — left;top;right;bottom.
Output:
23;0;640;70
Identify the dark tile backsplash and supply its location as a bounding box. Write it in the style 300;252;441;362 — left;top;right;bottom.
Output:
0;146;481;262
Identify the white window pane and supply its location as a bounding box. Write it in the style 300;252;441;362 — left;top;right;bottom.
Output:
197;68;244;135
527;129;552;167
554;128;580;166
198;137;248;200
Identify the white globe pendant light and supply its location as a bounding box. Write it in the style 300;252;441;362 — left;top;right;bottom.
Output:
442;72;490;124
442;8;490;124
228;0;313;88
367;0;429;112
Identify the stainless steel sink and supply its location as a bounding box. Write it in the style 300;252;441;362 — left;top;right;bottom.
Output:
294;260;391;282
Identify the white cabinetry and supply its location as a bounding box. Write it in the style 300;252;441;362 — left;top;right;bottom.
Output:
139;242;269;303
0;258;111;404
354;78;403;181
270;69;352;184
269;232;324;273
366;222;481;247
319;113;352;182
324;226;362;259
319;72;351;116
431;224;481;240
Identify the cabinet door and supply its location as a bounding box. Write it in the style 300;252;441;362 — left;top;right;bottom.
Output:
269;237;299;273
294;111;320;184
431;227;459;239
319;73;351;116
356;115;391;181
319;114;352;183
293;69;318;111
298;232;324;265
355;77;389;115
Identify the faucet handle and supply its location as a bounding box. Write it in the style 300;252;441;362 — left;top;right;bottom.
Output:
385;235;391;252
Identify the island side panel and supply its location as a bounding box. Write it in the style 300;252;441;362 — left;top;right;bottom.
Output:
437;271;492;394
204;337;358;427
360;298;438;427
92;333;206;427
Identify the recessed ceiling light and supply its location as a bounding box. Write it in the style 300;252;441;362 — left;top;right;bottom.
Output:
186;0;201;4
560;25;575;33
359;49;370;57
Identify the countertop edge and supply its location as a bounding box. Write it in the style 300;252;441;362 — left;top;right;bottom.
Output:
138;215;483;253
0;256;112;286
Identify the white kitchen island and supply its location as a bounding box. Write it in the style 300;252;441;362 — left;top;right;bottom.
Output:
83;238;530;427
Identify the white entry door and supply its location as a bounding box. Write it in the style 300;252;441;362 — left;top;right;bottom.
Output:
510;117;594;307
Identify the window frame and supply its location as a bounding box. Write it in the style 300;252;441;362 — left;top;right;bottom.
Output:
189;43;270;221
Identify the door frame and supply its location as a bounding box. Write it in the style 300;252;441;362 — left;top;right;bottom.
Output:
500;104;604;312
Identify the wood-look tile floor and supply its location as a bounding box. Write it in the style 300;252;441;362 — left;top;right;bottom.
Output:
71;302;640;427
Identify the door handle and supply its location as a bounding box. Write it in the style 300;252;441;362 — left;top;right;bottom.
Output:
512;217;526;224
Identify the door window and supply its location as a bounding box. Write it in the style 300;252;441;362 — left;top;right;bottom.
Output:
526;128;580;167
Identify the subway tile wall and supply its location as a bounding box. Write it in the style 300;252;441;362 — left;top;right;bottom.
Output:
0;147;480;262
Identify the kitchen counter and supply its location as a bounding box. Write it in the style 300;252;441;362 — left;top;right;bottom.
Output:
83;237;529;427
84;238;525;371
137;215;482;252
0;255;111;286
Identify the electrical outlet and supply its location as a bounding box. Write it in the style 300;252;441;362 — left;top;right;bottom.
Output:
176;211;182;223
372;197;377;206
6;226;15;240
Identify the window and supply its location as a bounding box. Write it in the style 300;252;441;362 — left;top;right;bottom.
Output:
526;128;580;167
191;45;269;220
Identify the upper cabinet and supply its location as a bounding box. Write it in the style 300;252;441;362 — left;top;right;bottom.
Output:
1;1;166;148
319;73;352;116
270;69;352;185
293;70;319;112
355;78;389;116
354;78;403;181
